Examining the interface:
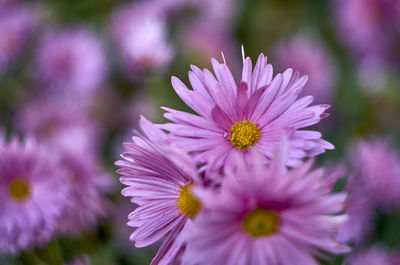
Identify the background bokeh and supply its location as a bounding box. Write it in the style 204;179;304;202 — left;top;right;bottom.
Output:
1;0;400;264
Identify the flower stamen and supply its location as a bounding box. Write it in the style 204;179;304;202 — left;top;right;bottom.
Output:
242;207;279;237
229;120;260;150
8;177;31;201
176;184;201;218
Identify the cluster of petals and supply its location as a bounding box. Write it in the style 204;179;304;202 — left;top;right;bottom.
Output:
183;146;350;265
117;117;204;264
160;53;333;171
116;51;351;264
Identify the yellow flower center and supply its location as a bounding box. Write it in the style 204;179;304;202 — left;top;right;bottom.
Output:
8;177;31;201
242;207;279;238
229;120;260;150
176;184;201;218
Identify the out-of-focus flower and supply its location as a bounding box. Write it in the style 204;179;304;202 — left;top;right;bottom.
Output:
151;0;237;28
160;52;333;171
333;0;400;89
116;117;204;265
33;27;106;96
181;21;238;71
0;137;69;254
336;189;374;245
57;148;111;235
183;145;350;265
345;246;395;265
274;34;335;104
349;138;400;208
15;96;100;152
111;2;174;77
0;3;37;72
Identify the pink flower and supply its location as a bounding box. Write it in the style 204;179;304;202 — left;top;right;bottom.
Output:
349;138;400;208
57;148;111;235
160;51;333;171
33;27;106;96
0;3;37;72
336;189;374;245
346;246;396;265
111;2;174;77
0;136;69;254
116;117;204;264
183;145;350;265
333;0;400;89
274;33;335;104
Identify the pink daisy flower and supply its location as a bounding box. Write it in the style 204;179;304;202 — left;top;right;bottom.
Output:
33;27;106;97
0;136;69;254
183;144;350;265
111;2;174;77
349;138;400;208
0;3;37;72
57;148;111;235
116;117;204;264
274;33;336;104
345;246;395;265
160;51;333;171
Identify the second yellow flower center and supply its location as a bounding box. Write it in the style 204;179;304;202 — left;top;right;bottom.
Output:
176;184;201;218
8;177;31;201
242;207;279;238
229;120;260;150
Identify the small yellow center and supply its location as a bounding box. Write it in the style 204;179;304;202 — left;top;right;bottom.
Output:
229;120;260;150
8;177;31;201
176;184;201;218
242;207;279;238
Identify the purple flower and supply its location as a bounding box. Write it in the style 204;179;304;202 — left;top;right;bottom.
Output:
15;96;100;152
346;246;395;265
349;138;400;208
336;189;374;245
333;0;400;89
0;136;69;254
274;34;335;104
0;3;37;72
111;3;174;77
160;51;333;171
57;148;111;235
33;27;106;96
183;144;350;265
116;117;204;264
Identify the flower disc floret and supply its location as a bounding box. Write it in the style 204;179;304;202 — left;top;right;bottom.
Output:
229;120;260;150
177;184;201;218
241;207;279;237
8;177;30;201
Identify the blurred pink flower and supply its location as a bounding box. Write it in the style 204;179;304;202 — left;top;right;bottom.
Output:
111;2;174;77
15;96;100;152
183;146;350;265
160;52;333;171
349;138;400;208
33;27;106;96
57;148;111;235
274;34;335;104
116;117;204;265
0;136;69;254
336;189;374;245
345;246;396;265
0;3;37;72
334;0;400;89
